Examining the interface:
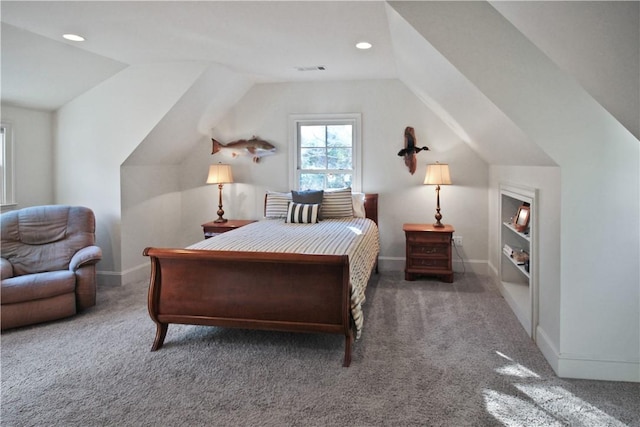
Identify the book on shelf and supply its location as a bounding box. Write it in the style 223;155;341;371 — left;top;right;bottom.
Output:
503;243;515;257
502;244;529;265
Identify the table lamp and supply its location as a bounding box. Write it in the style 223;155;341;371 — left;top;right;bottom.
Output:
206;163;234;223
424;162;451;227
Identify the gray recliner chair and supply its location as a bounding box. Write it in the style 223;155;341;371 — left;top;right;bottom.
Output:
1;205;102;330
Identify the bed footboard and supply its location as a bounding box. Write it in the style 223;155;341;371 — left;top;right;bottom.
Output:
143;248;354;366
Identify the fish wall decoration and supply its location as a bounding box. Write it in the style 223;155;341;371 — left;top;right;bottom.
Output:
397;126;429;175
211;136;277;163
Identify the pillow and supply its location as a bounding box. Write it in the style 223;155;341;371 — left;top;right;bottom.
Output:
352;192;366;218
322;188;354;218
264;191;292;218
292;190;324;218
285;202;319;224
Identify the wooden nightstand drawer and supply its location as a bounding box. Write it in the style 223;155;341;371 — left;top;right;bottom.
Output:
407;232;451;244
409;243;450;257
407;257;450;269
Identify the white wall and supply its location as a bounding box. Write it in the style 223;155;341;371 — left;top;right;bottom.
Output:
488;166;562;371
120;164;182;283
0;104;54;209
179;79;489;272
119;64;253;281
55;62;209;285
491;0;640;139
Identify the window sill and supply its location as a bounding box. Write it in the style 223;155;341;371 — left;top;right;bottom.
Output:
1;203;18;213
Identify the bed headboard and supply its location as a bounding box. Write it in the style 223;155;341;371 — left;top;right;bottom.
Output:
263;191;378;225
364;193;378;225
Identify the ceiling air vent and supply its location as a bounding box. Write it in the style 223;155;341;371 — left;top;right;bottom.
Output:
295;66;326;72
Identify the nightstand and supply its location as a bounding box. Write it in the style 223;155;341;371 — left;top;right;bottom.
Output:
201;219;256;239
403;223;455;283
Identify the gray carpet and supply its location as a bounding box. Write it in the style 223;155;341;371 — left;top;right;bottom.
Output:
2;272;638;426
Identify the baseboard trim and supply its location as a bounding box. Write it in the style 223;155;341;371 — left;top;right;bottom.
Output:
487;261;498;279
97;270;122;287
453;259;488;275
378;256;404;272
97;263;149;287
535;326;560;374
557;354;640;383
536;326;639;382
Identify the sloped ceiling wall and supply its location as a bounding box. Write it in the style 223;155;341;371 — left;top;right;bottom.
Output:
387;0;639;165
491;0;640;140
0;23;127;110
123;63;253;166
385;3;556;166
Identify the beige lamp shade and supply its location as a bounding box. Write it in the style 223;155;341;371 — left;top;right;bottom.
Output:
206;164;234;184
424;163;452;186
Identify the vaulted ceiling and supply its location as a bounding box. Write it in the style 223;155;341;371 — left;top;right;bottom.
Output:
1;1;637;166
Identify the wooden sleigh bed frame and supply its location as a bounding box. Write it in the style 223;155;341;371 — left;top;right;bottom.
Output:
143;193;378;367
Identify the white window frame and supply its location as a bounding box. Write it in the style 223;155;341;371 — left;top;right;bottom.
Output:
1;122;16;207
288;113;362;192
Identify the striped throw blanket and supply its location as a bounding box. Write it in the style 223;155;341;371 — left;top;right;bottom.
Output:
188;218;380;338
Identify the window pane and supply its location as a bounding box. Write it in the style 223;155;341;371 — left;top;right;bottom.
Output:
327;173;352;189
300;125;326;148
327;125;352;147
0;123;15;206
327;147;352;169
293;114;360;191
0;128;5;204
300;148;326;169
300;173;325;190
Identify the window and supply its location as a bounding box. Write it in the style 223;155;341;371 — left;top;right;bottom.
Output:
0;123;15;206
289;114;361;191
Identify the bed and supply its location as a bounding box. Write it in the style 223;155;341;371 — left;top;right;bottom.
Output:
143;191;379;366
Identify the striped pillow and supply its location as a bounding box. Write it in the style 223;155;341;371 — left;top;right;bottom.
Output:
322;188;354;218
265;191;292;218
285;202;319;224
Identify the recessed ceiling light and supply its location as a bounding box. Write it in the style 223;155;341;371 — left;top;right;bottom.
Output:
356;41;372;50
63;34;85;42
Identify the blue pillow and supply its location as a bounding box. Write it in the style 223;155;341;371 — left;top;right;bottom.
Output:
292;190;324;219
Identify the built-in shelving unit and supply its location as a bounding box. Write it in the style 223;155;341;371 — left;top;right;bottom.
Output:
499;184;537;339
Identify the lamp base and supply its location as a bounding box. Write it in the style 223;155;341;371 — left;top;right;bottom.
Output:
433;209;444;227
214;185;227;223
214;205;227;223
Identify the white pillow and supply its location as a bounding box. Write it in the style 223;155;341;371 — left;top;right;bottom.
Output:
265;191;291;218
322;188;353;218
352;192;366;218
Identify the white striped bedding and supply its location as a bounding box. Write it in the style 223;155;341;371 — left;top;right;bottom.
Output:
188;217;380;338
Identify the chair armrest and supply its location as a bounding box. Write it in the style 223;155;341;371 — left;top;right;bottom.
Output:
1;257;13;280
69;246;102;271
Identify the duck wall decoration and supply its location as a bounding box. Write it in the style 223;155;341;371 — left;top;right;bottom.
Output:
397;126;429;175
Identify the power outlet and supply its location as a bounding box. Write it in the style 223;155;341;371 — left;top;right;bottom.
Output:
452;236;463;246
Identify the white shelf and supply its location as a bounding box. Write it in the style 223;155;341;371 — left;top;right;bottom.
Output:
502;221;531;243
499;184;537;341
502;252;530;279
